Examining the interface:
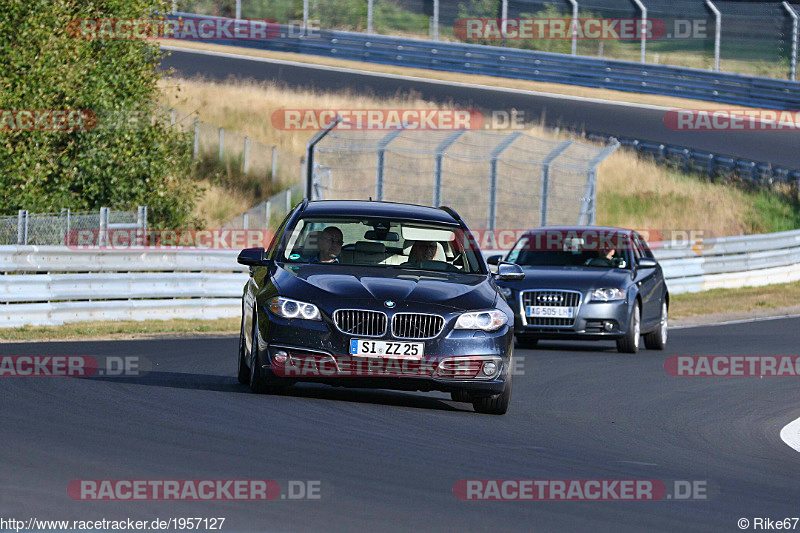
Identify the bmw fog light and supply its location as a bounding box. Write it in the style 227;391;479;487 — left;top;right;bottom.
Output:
482;361;498;376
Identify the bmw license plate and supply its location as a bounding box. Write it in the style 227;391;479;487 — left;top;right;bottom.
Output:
526;306;574;318
349;339;424;358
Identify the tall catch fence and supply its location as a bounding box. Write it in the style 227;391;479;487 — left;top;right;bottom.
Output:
0;207;147;246
306;123;618;232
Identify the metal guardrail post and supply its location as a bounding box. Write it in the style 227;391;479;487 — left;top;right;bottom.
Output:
785;2;799;81
367;0;373;34
539;140;573;227
631;0;647;63
488;132;522;233
218;127;224;161
375;130;402;201
433;131;465;207
192;118;199;159
705;0;721;71
568;0;578;56
243;136;250;174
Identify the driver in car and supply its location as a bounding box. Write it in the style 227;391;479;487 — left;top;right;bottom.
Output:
313;226;344;263
406;240;437;265
585;248;617;267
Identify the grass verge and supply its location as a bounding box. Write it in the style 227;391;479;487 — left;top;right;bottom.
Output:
0;318;240;342
670;281;800;320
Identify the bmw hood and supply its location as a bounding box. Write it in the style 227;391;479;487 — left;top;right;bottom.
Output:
271;264;497;312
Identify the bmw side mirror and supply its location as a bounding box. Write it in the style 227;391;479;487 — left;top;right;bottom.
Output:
486;254;502;266
638;257;658;269
237;247;268;266
496;261;525;281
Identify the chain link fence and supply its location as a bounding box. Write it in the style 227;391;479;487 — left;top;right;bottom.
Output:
306;125;618;232
224;182;305;229
0;207;147;246
169;110;303;185
179;0;800;78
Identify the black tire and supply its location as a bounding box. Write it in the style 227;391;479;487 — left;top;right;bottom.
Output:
237;314;249;385
472;372;512;415
616;302;641;354
451;390;472;403
249;315;269;394
644;301;668;350
515;336;538;349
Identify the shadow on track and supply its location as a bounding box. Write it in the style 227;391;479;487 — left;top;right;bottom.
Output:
82;371;468;412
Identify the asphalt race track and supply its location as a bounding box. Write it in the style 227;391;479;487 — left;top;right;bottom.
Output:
160;47;800;169
3;317;800;532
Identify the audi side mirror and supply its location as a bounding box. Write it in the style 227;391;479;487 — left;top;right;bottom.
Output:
496;261;525;281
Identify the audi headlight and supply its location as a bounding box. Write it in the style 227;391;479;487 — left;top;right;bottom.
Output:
267;296;321;320
591;288;626;302
455;309;508;332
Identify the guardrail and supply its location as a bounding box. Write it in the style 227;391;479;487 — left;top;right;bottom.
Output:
2;229;799;327
171;13;800;110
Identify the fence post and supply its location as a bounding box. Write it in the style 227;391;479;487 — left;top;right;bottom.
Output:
137;206;147;245
170;109;176;126
243;136;250;174
375;130;402;201
432;0;439;41
785;2;799;81
271;146;278;179
99;207;109;247
501;0;508;42
632;0;647;63
286;189;292;212
488;132;522;236
66;208;71;245
265;201;271;229
540;140;573;227
303;0;308;30
580;139;620;225
193;118;199;159
235;0;241;19
243;213;249;230
705;0;721;71
17;210;27;245
568;0;578;56
367;0;373;33
433;131;465;207
218;127;225;161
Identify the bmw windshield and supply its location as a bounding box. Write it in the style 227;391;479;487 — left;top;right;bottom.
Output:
279;216;486;274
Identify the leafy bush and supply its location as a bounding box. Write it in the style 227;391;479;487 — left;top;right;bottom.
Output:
0;0;199;228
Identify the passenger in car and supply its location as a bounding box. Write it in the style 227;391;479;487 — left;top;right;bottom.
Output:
313;226;344;263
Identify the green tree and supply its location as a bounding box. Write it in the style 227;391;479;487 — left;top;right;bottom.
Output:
0;0;199;228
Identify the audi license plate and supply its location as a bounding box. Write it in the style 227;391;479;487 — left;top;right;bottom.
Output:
349;339;424;358
526;306;574;318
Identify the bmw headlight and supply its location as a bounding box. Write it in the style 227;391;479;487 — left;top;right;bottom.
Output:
455;309;508;332
267;296;321;320
591;288;626;302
